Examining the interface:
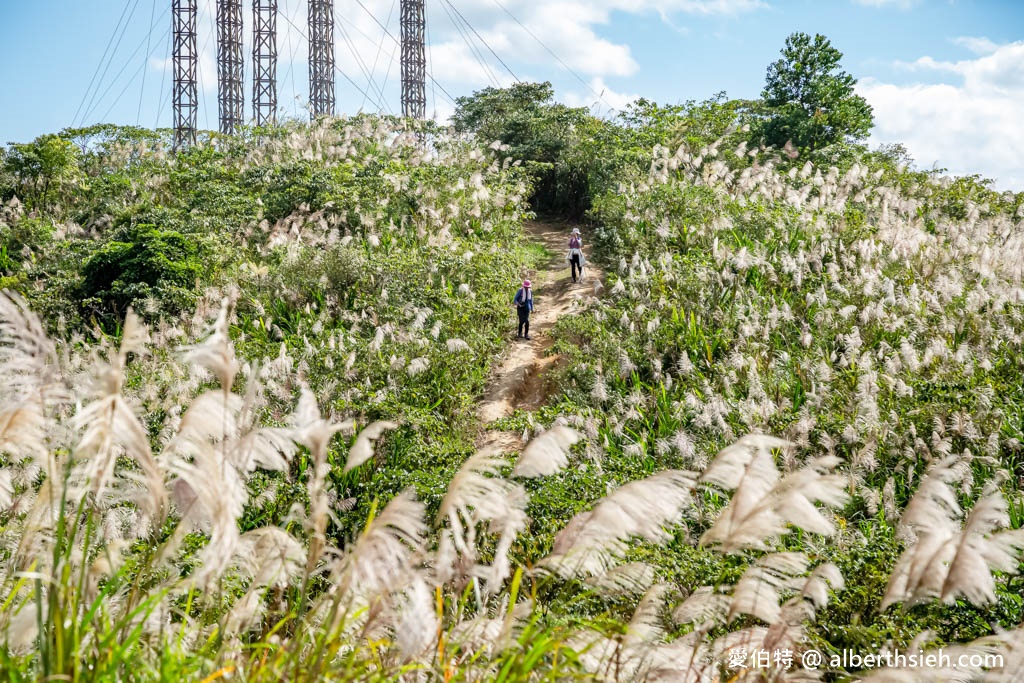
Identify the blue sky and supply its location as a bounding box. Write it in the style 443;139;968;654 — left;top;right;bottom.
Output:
1;0;1022;188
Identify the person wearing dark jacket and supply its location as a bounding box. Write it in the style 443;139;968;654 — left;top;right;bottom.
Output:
513;279;534;339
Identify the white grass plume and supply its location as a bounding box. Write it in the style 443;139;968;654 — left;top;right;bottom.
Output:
334;490;426;599
673;586;730;628
436;448;527;589
446;338;470;353
0;290;66;471
394;577;439;661
290;385;353;576
513;425;582;478
896;456;964;541
700;435;848;552
343;420;400;473
884;488;1024;609
728;552;809;624
584;562;657;598
541;470;696;578
72;310;166;523
224;527;304;634
182;299;240;391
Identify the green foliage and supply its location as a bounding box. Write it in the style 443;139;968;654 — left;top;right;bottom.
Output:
80;223;203;319
3;134;81;208
759;32;874;153
3;86;1023;681
453;81;595;216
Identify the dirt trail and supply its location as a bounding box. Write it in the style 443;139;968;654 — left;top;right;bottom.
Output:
476;220;603;450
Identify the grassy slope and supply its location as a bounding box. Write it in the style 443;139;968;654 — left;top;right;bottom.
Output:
545;140;1024;651
3;116;1024;680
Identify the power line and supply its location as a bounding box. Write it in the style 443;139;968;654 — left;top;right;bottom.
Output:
426;0;438;117
278;10;391;114
351;0;457;106
74;0;136;126
198;0;218;132
442;0;519;84
440;0;499;87
490;0;615;111
156;16;172;129
77;0;143;127
81;4;171;125
336;14;392;114
138;0;159;125
102;24;172;124
363;0;397;111
281;0;299;119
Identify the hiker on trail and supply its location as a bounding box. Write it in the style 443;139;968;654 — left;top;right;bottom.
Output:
567;227;586;283
513;279;533;340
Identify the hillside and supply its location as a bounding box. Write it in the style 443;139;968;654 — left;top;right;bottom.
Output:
2;108;1024;682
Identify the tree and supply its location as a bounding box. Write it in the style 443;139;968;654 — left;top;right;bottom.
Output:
759;32;873;153
452;82;589;165
452;82;594;214
3;134;80;206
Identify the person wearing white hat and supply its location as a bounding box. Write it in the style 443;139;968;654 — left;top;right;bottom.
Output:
567;227;585;282
512;279;534;339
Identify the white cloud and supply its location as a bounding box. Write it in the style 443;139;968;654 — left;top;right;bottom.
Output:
564;77;641;116
951;36;999;56
858;40;1024;191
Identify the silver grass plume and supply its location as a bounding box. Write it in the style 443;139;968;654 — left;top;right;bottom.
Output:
728;552;810;624
292;386;354;576
513;425;582;477
343;420;400;473
884;488;1024;609
181;299;239;391
224;527;304;635
436;449;528;590
332;490;427;600
541;470;696;578
584;562;657;598
72;310;166;524
0;290;67;475
699;435;848;552
393;577;439;661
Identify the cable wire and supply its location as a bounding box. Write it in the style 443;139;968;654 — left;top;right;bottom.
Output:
351;0;458;105
278;10;391;113
490;0;615;111
336;13;392;114
361;0;397;111
82;4;170;125
443;0;519;83
102;24;172;124
138;0;158;125
440;0;499;87
74;0;140;126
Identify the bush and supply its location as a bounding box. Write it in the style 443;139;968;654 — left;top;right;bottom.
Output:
80;224;203;319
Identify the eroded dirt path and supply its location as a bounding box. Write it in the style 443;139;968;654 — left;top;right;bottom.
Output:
476;220;604;451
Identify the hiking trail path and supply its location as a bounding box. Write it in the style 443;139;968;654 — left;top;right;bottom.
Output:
476;220;604;452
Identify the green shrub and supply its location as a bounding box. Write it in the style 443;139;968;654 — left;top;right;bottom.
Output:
80;224;203;319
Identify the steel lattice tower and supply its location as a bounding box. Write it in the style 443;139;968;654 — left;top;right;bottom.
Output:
252;0;278;127
172;0;198;149
400;0;426;120
216;0;244;134
308;0;335;118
